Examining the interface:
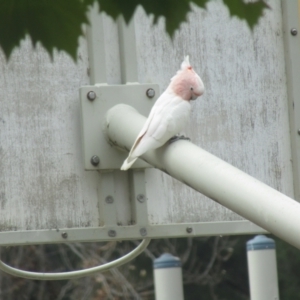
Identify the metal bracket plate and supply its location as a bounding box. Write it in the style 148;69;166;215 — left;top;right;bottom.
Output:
80;84;159;170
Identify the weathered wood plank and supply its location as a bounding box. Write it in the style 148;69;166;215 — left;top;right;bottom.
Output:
0;0;294;231
0;39;98;230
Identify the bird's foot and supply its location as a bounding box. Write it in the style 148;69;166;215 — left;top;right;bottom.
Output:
168;135;191;144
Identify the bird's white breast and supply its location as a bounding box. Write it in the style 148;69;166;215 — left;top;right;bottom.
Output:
151;93;191;143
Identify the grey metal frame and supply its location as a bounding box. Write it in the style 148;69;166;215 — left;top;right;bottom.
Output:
0;221;265;246
282;0;300;201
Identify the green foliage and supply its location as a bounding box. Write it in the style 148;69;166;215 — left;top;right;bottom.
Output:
95;0;210;38
94;0;269;37
0;0;89;61
0;0;270;61
223;0;270;29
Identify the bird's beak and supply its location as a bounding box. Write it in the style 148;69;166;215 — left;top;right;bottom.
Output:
190;94;199;101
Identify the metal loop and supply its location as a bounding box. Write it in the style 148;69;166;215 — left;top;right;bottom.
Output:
0;238;151;280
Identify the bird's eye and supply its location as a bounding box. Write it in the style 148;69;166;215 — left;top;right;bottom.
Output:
190;87;193;91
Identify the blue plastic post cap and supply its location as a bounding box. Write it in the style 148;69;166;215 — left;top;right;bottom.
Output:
247;235;275;251
153;253;182;269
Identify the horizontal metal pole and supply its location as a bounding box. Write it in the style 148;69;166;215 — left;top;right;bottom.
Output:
0;221;263;246
105;104;300;249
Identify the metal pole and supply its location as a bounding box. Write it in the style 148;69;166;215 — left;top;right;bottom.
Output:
86;3;107;85
117;16;139;83
247;235;279;300
104;104;300;250
281;0;300;201
153;253;184;300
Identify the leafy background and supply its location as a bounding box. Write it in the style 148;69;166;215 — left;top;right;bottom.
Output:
0;0;269;61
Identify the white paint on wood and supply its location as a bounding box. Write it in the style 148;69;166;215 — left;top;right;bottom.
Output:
0;38;99;230
0;0;294;231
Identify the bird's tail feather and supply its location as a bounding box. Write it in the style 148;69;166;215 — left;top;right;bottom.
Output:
120;157;138;171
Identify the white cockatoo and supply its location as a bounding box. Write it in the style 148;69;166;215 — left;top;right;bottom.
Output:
121;56;204;170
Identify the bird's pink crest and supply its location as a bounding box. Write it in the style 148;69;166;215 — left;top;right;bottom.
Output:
180;55;191;70
169;56;204;101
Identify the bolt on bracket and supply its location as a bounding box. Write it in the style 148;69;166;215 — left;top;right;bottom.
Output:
80;83;159;170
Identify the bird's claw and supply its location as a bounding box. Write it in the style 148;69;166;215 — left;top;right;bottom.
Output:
168;135;191;144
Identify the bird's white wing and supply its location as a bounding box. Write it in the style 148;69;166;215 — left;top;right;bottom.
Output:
130;92;176;155
132;93;190;157
121;91;190;170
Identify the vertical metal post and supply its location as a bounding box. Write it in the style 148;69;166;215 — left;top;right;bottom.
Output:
86;6;119;229
86;4;107;85
86;9;149;230
153;253;184;300
118;16;139;83
247;235;279;300
282;0;300;200
118;15;149;228
98;171;118;227
129;170;148;227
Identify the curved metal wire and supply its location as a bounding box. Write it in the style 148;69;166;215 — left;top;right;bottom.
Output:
0;238;151;280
